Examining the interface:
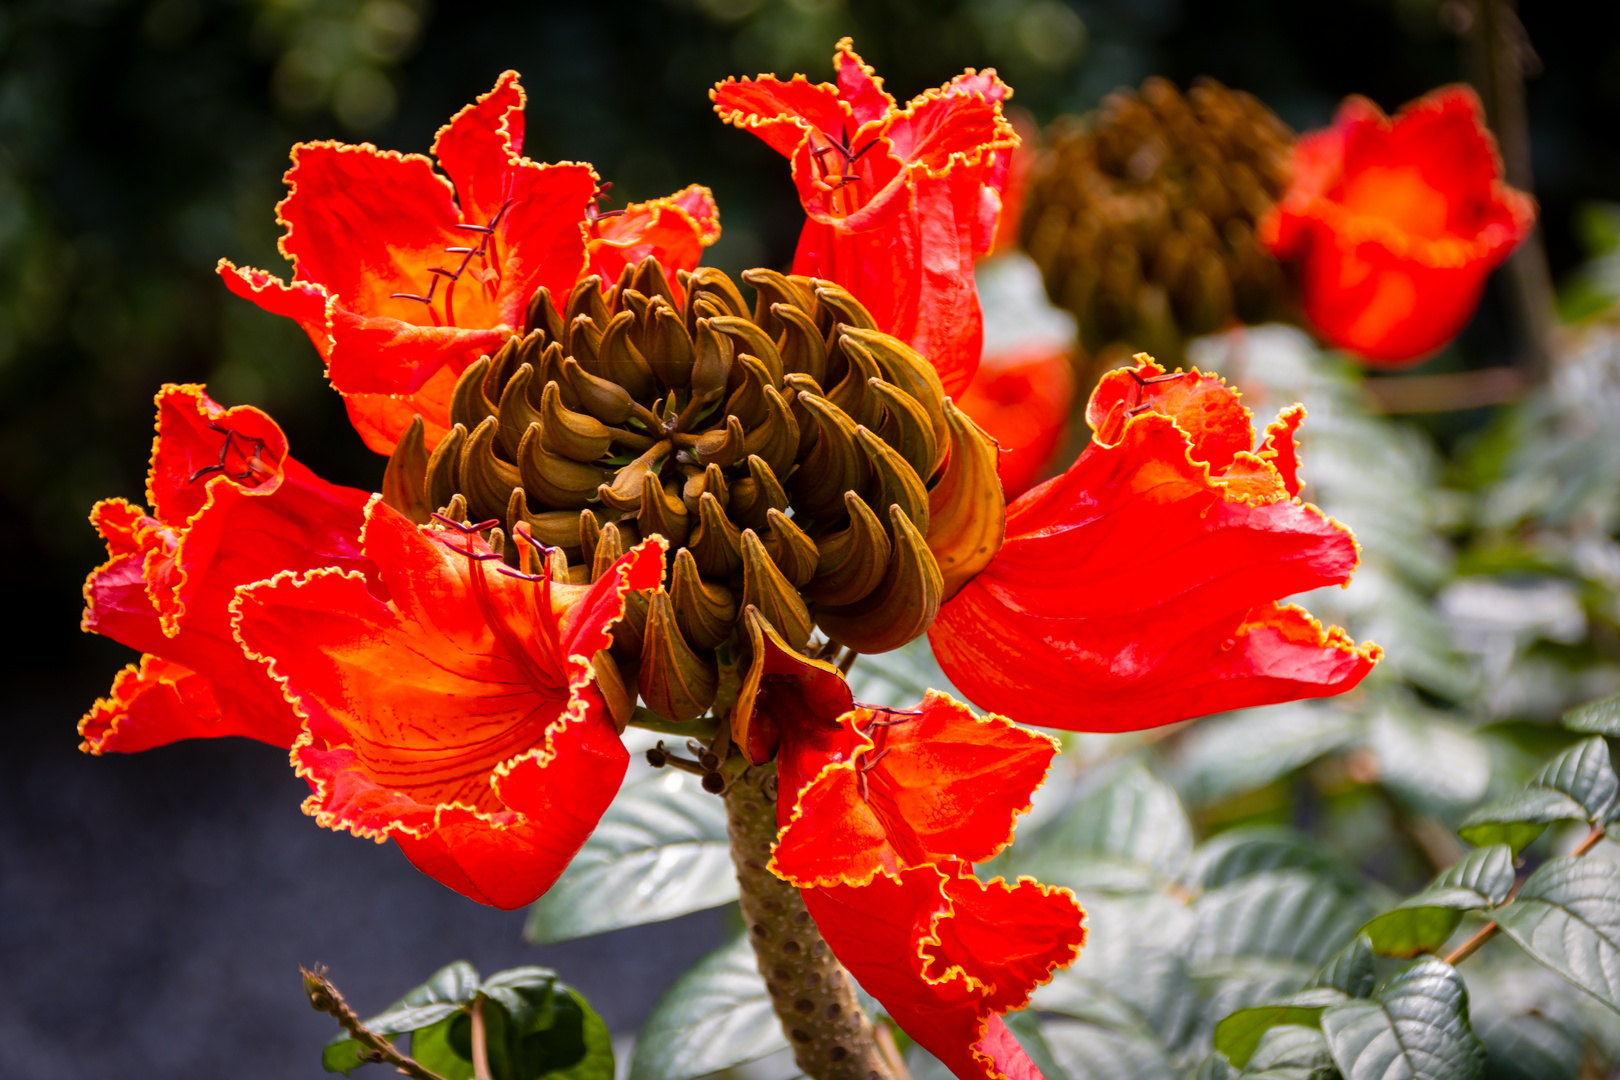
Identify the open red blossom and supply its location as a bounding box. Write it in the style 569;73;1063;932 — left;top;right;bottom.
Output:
741;621;1084;1080
232;499;665;910
930;356;1380;732
220;71;719;455
955;341;1076;498
1259;86;1535;365
713;39;1017;396
80;385;372;755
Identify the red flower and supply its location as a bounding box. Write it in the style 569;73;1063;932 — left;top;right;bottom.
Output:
713;39;1017;397
232;504;665;909
955;341;1076;498
1259;86;1534;365
930;356;1381;732
220;72;720;454
80;385;372;754
738;621;1084;1080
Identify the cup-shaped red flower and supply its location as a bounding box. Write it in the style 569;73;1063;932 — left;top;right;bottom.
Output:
955;341;1076;498
220;71;720;454
713;39;1017;397
232;502;666;909
1259;85;1534;365
80;385;373;755
930;356;1381;732
744;622;1084;1080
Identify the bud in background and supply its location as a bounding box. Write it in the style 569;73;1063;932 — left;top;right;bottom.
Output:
1021;77;1296;376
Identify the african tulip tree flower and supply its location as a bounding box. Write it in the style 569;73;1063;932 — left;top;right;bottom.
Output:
80;385;372;755
713;38;1017;397
931;356;1380;731
1259;85;1534;365
220;71;719;454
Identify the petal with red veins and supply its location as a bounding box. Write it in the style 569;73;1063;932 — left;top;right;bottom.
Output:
430;70;527;227
1085;359;1255;471
772;692;1058;887
710;74;848;157
930;411;1378;732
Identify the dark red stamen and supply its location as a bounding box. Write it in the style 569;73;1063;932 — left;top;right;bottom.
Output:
390;198;515;315
189;423;272;485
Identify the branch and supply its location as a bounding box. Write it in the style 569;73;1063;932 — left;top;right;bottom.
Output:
1443;823;1607;965
301;966;454;1080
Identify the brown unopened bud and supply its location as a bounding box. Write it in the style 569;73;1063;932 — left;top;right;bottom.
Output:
424;423;466;516
671;548;739;651
803;491;890;606
381;415;431;524
450;354;499;432
741;530;812;651
926;400;1006;601
538;380;616;462
639;590;719;721
459;417;524;524
813;505;943;654
494;364;544;459
518;423;610;510
526;286;566;342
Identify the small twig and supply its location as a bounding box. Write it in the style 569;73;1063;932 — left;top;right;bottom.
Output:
470;997;492;1080
1444;823;1608;966
301;966;453;1080
837;649;860;676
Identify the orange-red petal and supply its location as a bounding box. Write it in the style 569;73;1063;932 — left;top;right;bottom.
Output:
956;342;1075;498
233;500;665;909
930;385;1378;732
587;184;721;300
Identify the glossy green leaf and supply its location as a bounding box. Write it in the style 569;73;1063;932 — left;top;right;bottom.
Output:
1040;1018;1179;1080
526;770;735;944
1170;704;1364;808
322;961;485;1074
1196;1051;1242;1080
1458;737;1618;851
321;1037;369;1076
410;1014;475;1080
1494;856;1620;1013
1563;691;1620;737
1359;845;1515;957
1241;1023;1338;1080
1186;828;1365;893
1319;957;1485;1080
1310;936;1376;999
1214;989;1346;1068
1191;871;1375;1020
629;935;787;1080
1012;760;1192;893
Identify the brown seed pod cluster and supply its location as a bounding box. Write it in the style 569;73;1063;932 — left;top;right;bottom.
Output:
383;256;1004;725
1021;76;1296;365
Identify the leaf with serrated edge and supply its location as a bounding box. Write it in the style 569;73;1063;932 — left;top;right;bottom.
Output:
629;935;787;1080
1459;738;1618;851
1214;989;1346;1068
526;769;735;944
1040;1018;1179;1080
1013;760;1193;894
1494;857;1620;1013
1564;692;1620;737
1360;846;1515;958
1320;957;1485;1080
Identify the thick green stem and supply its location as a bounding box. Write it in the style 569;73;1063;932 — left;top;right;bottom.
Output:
724;762;895;1080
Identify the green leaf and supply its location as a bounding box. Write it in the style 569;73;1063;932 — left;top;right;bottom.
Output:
1370;711;1491;812
411;1014;475;1080
1494;856;1620;1013
524;987;613;1080
1563;691;1620;736
1196;1051;1242;1080
321;1037;368;1076
526;769;735;944
1319;957;1485;1080
1012;760;1192;893
1458;737;1618;851
1187;828;1365;893
1474;1007;1587;1080
327;958;483;1074
1039;1018;1180;1080
1241;1024;1339;1080
1191;871;1375;1020
1214;990;1346;1068
1031;892;1197;1049
1310;936;1376;999
628;935;787;1080
1359;845;1515;958
1170;704;1364;808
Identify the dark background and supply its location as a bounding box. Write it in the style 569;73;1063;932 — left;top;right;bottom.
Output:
3;1;1617;1076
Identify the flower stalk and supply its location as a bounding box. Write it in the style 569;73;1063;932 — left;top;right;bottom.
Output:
300;966;452;1080
723;760;894;1080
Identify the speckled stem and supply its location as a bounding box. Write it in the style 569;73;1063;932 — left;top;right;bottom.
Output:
724;762;893;1080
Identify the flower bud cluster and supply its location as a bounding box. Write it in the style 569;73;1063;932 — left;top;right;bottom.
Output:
1022;77;1296;365
384;256;1005;724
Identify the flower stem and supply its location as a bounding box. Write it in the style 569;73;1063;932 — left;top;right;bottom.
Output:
1443;823;1608;966
300;966;453;1080
724;762;894;1080
471;997;492;1080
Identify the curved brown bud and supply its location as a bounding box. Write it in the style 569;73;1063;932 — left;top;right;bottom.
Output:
592;650;634;733
517;423;610;510
538;380;614;462
791;395;869;522
855;426;929;535
802;491;890;606
600;310;656;401
592;520;627;582
671;547;739;651
599;439;673;512
722;352;772;429
506;487;589;553
674;319;735;432
526;285;566;343
458;417;524;523
682;266;749;325
925;399;1006;601
425;423;466;514
827;338;885;430
535;341;579;409
869;377;938;481
681;462;730;517
688;491;744;578
644;296;696;390
569;313;604;374
730;606;850;764
813;505;943;654
485;333;524;393
839;327;948;474
728;454;790;532
742;267;818;335
762;508;818;588
450;355;498;432
639;472;691;547
741;529;812;651
772;301;828;386
495;363;544;459
612;586;650;660
638;590;718;722
707;315;783;387
561;357;636;426
381;414;431;524
689;414;746;469
631;254;677;310
741;386;800;479
566;274;609;330
812;282;879;333
782;373;825;457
